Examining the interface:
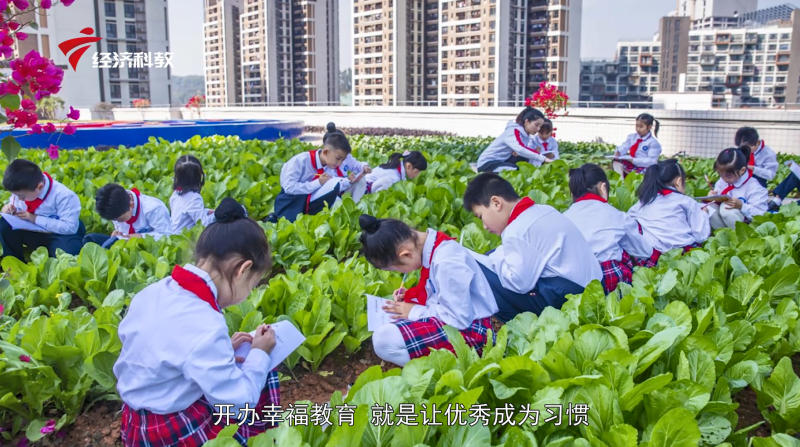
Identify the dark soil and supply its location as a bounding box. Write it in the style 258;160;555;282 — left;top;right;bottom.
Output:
733;386;771;438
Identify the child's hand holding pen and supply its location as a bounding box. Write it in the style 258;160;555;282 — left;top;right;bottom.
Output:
393;273;408;302
704;174;715;190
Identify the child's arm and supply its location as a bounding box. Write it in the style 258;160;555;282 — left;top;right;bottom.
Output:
686;199;712;243
632;141;662;168
172;194;214;233
31;193;81;235
492;236;545;294
280;156;322;195
369;176;396;194
740;187;769;219
406;258;476;330
145;203;173;240
184;327;271;414
619;213;653;258
504;129;546;163
753;150;779;181
615;137;630;156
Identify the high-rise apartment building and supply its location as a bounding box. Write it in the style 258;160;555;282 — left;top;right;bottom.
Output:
677;0;758;22
15;0;172;108
658;15;691;92
205;0;339;106
352;0;582;107
741;4;797;25
204;0;242;106
578;39;661;106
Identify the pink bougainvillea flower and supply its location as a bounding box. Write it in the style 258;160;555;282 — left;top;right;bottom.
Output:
47;144;59;159
6;109;37;128
43;122;56;133
8;21;20;31
0;0;8;11
40;0;51;8
20;98;35;111
11;0;27;9
28;123;42;134
19;354;31;362
66;106;80;120
16;32;27;41
0;303;4;316
17;437;28;447
61;0;74;5
62;123;76;135
40;419;56;435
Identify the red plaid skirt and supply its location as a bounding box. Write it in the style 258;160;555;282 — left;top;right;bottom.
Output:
600;251;634;294
120;370;280;447
365;182;373;195
634;242;703;268
394;316;493;360
621;160;647;176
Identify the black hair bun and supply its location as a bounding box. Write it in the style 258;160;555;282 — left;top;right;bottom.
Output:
215;197;248;223
359;214;380;234
326;122;337;133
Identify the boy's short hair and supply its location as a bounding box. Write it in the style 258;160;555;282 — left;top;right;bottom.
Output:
463;173;521;210
539;120;553;133
95;183;131;220
735;127;759;146
2;159;43;192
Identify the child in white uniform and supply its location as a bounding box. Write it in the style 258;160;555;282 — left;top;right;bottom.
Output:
531;119;560;166
364;151;427;194
627;160;711;267
358;214;498;367
476;107;552;173
114;198;279;446
463;173;601;322
84;183;172;248
169;154;216;234
271;123;371;223
708;146;769;230
735;127;778;188
613;113;662;177
563;164;653;294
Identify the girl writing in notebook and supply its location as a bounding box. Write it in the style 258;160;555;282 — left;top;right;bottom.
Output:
358;214;498;366
364;151;428;194
707;146;768;230
114;198;279;446
612;113;662;177
170;154;216;234
627;160;711;268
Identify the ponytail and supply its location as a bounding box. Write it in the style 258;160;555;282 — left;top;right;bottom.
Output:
379;151;428;171
637;159;686;206
637;113;659;137
359;214;417;269
568;164;609;201
714;145;751;175
173;154;205;194
516;107;545;126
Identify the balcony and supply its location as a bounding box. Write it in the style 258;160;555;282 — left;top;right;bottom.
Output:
745;34;758;44
715;32;732;45
700;57;716;65
725;75;742;87
729;45;745;55
639;54;653;67
776;53;791;66
743;67;755;75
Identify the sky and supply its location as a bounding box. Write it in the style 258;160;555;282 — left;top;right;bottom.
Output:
167;0;794;77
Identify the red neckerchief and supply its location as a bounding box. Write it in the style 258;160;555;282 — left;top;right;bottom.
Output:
309;149;344;178
23;172;53;213
660;189;675;196
397;164;403;178
126;188;142;235
721;170;752;196
404;231;455;306
542;141;549;151
749;141;764;167
508;197;535;225
171;265;220;313
629;137;644;158
575;193;608;203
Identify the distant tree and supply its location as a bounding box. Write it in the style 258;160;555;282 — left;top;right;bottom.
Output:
339;68;352;94
37;96;65;120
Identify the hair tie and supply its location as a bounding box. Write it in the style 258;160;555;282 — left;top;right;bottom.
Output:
402;151;411;157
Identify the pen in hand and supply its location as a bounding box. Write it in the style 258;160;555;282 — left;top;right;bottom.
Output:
704;174;714;190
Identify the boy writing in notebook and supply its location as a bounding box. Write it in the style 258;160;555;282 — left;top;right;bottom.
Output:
1;159;84;259
83;183;172;248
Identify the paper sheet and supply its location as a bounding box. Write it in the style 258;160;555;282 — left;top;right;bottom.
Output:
309;177;348;202
1;213;49;233
604;155;633;160
705;205;717;218
367;294;395;331
786;160;800;181
234;320;306;368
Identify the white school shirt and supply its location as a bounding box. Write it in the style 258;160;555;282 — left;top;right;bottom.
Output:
114;264;272;414
407;228;498;329
279;149;369;195
112;191;172;240
563;196;654;263
8;174;80;234
752;141;778;181
713;172;769;221
532;135;560;163
477;121;546;168
616;132;662;168
627;192;710;253
494;203;602;294
169;191;216;234
364;164;405;193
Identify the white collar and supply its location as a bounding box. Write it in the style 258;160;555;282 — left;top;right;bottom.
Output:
637;132;652;142
129;190;139;218
421;228;437;269
730;172;752;189
182;263;219;301
314;149;323;169
37;174;51;200
399;162;406;180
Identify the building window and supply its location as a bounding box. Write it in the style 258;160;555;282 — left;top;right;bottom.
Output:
106;23;117;38
105;1;116;17
124;3;135;18
125;23;136;38
129;83;140;98
110;83;121;98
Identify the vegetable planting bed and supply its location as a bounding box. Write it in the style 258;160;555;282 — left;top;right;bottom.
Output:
2;135;800;447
